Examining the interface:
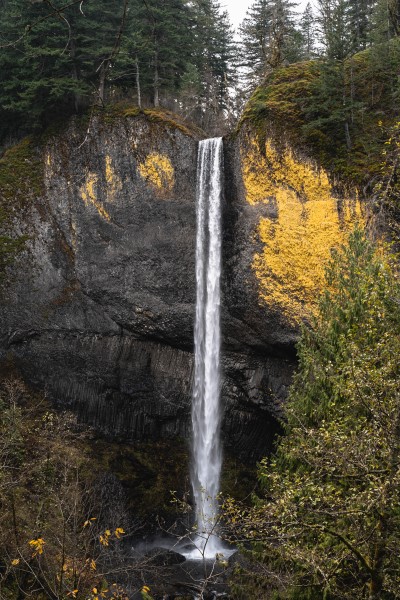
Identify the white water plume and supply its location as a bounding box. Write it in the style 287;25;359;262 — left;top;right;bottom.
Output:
190;137;224;559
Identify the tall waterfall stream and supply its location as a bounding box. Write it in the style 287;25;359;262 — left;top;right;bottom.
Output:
190;137;224;559
130;138;232;572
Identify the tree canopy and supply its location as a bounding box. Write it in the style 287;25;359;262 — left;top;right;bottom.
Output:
0;0;237;140
226;228;400;599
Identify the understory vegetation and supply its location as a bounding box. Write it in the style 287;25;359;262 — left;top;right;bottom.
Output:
225;228;400;599
0;378;204;599
0;378;139;599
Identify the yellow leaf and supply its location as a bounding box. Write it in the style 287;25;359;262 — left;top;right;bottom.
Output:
28;538;45;556
11;559;20;566
90;559;96;571
115;527;125;539
92;588;97;594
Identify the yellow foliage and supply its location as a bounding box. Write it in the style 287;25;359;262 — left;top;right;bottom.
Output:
80;173;111;221
242;136;363;323
141;586;153;599
83;517;96;528
115;527;125;539
29;537;45;556
138;153;175;196
11;558;20;566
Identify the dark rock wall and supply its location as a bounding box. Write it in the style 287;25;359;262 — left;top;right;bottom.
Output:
1;113;294;461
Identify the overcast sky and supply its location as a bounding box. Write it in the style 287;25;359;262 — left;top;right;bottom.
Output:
221;0;251;28
222;0;312;29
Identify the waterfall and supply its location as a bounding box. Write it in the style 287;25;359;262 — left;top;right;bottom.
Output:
191;137;224;559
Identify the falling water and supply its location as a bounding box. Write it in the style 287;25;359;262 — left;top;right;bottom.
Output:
191;137;224;559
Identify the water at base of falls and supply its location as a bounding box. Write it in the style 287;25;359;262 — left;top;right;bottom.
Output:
190;137;225;560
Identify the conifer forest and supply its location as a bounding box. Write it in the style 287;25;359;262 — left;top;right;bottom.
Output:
0;0;400;599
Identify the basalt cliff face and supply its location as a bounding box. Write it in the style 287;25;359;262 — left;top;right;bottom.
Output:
0;110;361;460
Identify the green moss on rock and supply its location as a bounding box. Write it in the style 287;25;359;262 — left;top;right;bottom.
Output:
100;103;205;139
238;39;400;193
0;137;42;278
0;137;44;210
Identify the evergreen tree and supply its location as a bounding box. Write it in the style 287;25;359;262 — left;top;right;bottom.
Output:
370;0;400;42
226;229;400;599
208;8;237;112
317;0;352;60
0;0;88;134
300;2;317;59
187;0;237;127
347;0;375;51
76;0;131;105
0;0;133;132
304;59;357;150
239;0;272;81
239;0;301;87
129;0;193;107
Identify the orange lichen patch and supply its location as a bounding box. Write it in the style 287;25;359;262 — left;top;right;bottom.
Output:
138;153;175;196
80;173;110;221
105;155;122;202
242;136;363;323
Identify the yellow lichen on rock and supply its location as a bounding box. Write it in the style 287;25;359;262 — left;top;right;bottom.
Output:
243;137;332;205
80;172;110;221
138;153;175;196
105;155;122;202
242;136;363;323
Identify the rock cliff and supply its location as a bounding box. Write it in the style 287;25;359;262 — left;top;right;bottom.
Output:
0;108;361;460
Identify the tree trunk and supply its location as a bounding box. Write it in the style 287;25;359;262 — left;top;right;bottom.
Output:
135;56;141;108
70;32;81;112
154;51;160;107
344;121;352;149
98;63;106;105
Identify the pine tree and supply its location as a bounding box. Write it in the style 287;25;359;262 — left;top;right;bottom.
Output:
300;2;316;59
226;229;400;599
0;0;88;133
347;0;375;51
239;0;301;87
127;0;193;107
0;0;235;137
77;0;131;105
187;0;237;127
317;0;352;60
0;0;132;132
239;0;273;82
370;0;400;42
